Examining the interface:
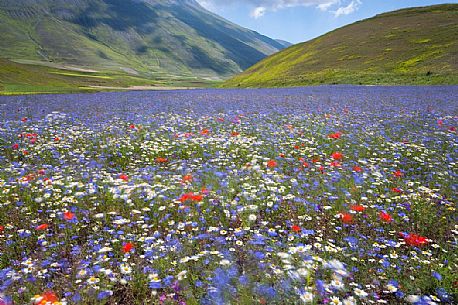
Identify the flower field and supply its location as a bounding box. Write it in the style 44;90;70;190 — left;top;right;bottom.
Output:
0;86;457;304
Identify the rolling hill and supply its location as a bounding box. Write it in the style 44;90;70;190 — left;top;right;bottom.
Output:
0;0;287;94
223;4;458;87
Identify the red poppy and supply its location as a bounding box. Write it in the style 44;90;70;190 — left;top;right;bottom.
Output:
156;157;168;163
352;166;363;172
122;242;134;253
217;117;224;122
319;165;325;174
0;225;4;232
119;174;129;182
379;211;393;223
182;174;193;183
350;205;365;212
328;132;342;139
129;124;136;129
312;157;320;163
21;117;28;122
36;224;49;231
291;225;301;232
38;169;46;175
54;136;60;142
340;213;353;224
437;119;443;127
231;131;240;137
64;211;75;221
391;187;402;193
12;144;19;150
393;170;403;177
40;291;59;304
449;126;456;132
330;161;341;167
267;160;277;168
331;152;343;160
403;233;428;247
179;192;203;203
279;153;285;158
200;129;210;135
23;150;29;155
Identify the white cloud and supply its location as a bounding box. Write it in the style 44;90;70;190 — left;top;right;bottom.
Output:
251;6;267;18
333;0;361;17
196;0;362;18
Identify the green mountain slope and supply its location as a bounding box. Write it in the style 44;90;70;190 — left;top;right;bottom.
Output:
0;0;285;83
223;4;458;87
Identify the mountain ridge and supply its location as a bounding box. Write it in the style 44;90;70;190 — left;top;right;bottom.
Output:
0;0;285;80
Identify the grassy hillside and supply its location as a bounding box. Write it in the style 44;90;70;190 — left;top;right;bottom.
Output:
0;58;214;95
0;0;286;94
223;4;458;87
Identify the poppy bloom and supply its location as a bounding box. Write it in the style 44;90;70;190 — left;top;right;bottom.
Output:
179;192;203;203
340;213;353;224
122;242;134;253
291;225;301;233
449;126;456;132
353;166;363;172
437;119;443;127
379;211;393;223
63;211;75;221
155;157;168;163
350;205;365;212
331;152;343;160
33;291;59;305
21;117;28;122
312;157;320;163
129;124;136;129
231;131;240;137
391;187;402;193
182;174;193;183
0;226;4;232
12;144;19;150
267;160;277;168
330;161;341;167
402;233;428;247
328;132;342;139
54;137;60;142
200;129;210;135
36;224;49;231
119;174;129;182
38;169;46;175
393;170;403;177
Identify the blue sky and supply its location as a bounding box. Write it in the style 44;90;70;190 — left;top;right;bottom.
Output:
197;0;458;43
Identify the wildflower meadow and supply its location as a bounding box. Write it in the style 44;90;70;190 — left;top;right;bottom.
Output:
0;86;456;305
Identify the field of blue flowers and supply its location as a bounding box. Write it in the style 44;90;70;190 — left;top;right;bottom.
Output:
0;86;457;305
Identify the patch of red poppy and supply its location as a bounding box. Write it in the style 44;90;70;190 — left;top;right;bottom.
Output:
36;224;49;231
403;233;428;247
328;132;342;139
200;129;210;135
64;211;75;221
231;131;240;137
331;152;343;160
393;170;403;177
350;205;365;212
122;242;134;253
379;211;393;223
291;225;301;232
267;160;277;168
391;187;402;193
340;213;353;224
119;174;129;182
352;166;363;172
156;157;168;163
12;144;19;150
